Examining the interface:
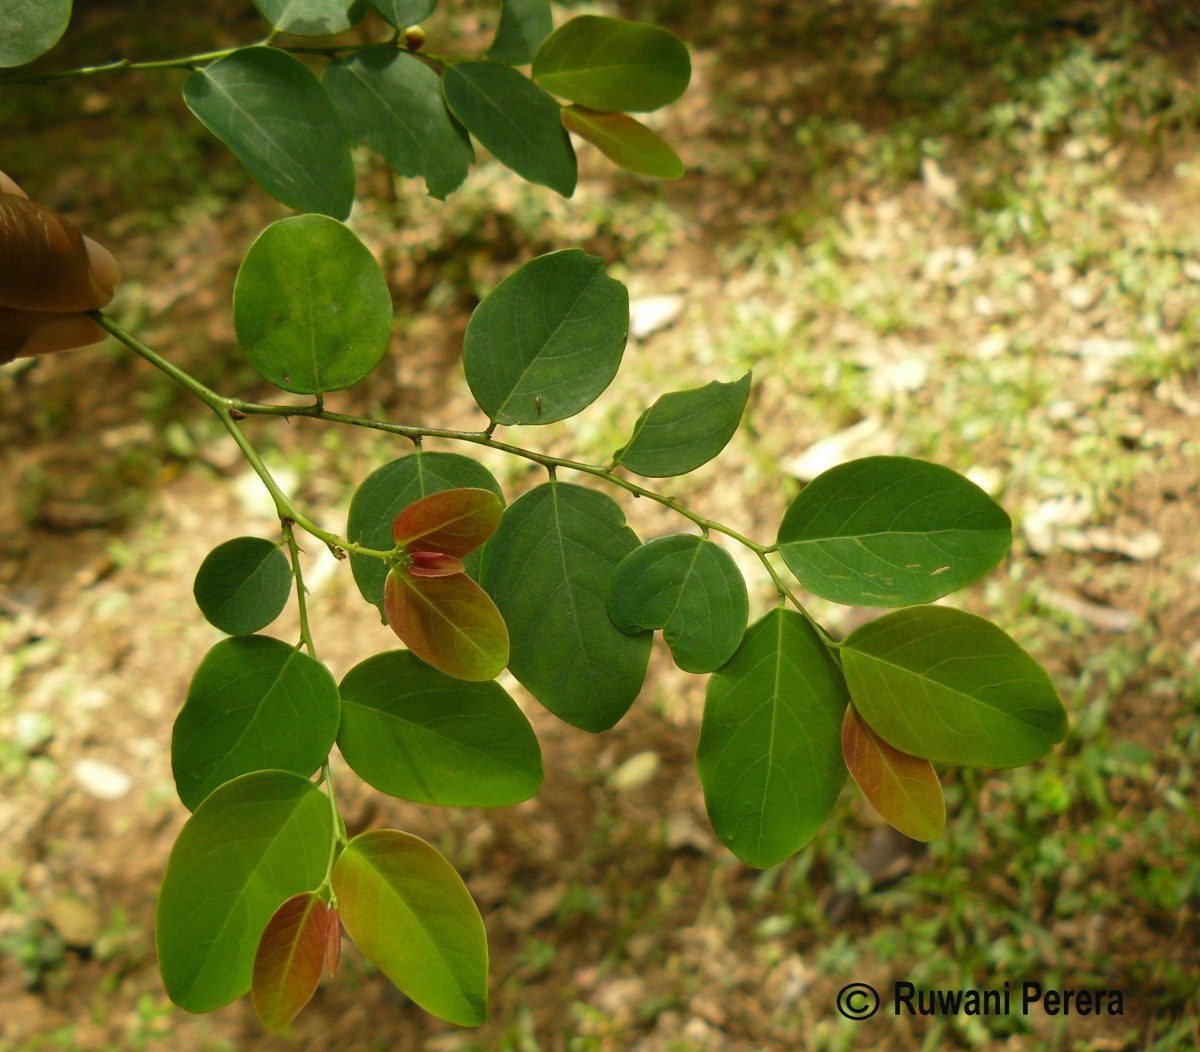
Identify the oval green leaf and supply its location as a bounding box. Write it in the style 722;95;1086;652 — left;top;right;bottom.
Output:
841;606;1067;768
182;47;355;218
532;15;691;113
776;456;1013;607
463;249;628;425
333;830;488;1027
193;536;292;636
562;106;684;180
607;535;748;674
172;636;341;811
487;0;553;65
482;482;651;732
385;568;509;682
252;0;365;35
841;704;944;842
338;650;542;806
252;892;333;1031
157;770;333;1012
392;488;503;557
612;372;750;478
0;0;70;67
367;0;436;27
347;452;504;617
696;607;849;868
324;48;473;201
442;61;577;197
233;214;392;395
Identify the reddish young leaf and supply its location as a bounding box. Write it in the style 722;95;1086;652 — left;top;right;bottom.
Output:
385;568;509;681
325;912;341;977
392;488;503;558
408;551;467;578
841;704;945;842
252;892;332;1032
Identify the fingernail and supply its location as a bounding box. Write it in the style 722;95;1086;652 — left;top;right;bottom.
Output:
0;171;28;198
83;236;120;300
17;315;108;357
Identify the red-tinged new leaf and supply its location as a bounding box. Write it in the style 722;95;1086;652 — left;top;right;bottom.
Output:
408;551;467;578
841;704;945;842
392;488;503;558
385;568;509;681
561;106;684;180
325;912;341;977
252;892;332;1032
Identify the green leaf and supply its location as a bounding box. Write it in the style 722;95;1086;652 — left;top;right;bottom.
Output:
367;0;436;27
233;214;393;395
157;771;333;1012
252;0;366;35
347;453;504;617
840;606;1068;768
463;249;628;425
482;482;651;732
841;704;944;842
532;15;691;113
776;456;1013;607
607;535;747;674
385;567;509;682
171;636;341;811
193;536;292;636
333;830;488;1026
696;608;848;868
612;372;750;478
442;61;577;197
561;106;683;180
324;49;473;201
182;47;355;218
338;650;542;806
392;488;503;557
252;892;334;1031
487;0;553;65
0;0;71;68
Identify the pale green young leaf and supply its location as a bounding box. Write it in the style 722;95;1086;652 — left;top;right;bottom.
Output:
334;830;488;1026
532;16;690;112
841;605;1067;768
156;771;333;1012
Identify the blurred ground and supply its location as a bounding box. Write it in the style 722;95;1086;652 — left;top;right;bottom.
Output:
1;1;1198;1050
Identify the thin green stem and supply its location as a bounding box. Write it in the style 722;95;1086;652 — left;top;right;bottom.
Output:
223;397;771;553
281;520;316;658
0;39;400;88
759;551;838;648
92;312;391;561
318;760;343;906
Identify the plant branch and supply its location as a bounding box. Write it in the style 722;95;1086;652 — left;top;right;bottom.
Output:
282;519;316;657
92;312;392;561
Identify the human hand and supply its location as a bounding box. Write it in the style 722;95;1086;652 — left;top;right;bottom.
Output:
0;170;120;365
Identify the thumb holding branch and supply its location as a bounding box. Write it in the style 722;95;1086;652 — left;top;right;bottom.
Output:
0;170;120;365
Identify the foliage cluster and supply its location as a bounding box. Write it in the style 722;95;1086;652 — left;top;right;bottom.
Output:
2;0;1069;1032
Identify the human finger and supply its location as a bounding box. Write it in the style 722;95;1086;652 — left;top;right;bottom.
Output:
0;307;109;364
0;192;119;313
